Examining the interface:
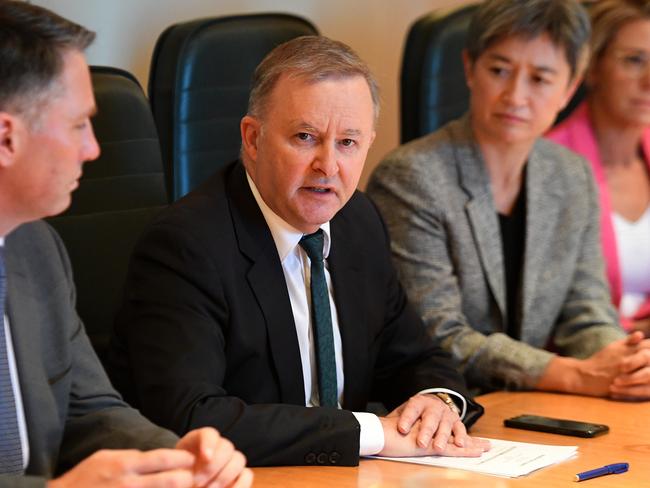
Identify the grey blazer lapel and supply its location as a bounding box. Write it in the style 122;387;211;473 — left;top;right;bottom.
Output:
455;130;507;321
521;144;563;333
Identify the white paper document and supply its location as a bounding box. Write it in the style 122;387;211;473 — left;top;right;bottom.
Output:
372;438;577;478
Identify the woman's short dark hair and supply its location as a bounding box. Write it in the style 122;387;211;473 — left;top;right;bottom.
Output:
465;0;591;80
0;0;95;117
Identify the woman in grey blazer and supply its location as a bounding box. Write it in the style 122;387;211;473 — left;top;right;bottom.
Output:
369;0;650;399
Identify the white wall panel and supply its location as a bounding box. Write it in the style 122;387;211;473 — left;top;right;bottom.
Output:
33;0;471;186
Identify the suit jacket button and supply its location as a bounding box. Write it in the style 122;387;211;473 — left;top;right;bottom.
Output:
329;451;341;464
316;452;328;464
305;452;316;464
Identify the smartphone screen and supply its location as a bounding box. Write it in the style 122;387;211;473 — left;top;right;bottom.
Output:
504;414;609;438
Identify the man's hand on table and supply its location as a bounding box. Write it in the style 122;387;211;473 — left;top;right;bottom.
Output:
378;394;490;457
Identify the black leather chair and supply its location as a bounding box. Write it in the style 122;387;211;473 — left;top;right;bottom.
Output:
400;3;586;144
47;67;167;364
401;4;478;144
149;13;318;200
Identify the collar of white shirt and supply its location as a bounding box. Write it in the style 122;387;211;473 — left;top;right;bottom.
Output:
245;171;331;260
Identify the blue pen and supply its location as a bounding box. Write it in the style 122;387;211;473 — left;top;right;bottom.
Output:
574;463;629;482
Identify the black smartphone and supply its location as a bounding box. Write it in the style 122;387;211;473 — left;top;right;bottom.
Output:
504;414;609;438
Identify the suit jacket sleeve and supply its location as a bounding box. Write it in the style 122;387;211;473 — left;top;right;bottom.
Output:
548;162;625;357
5;222;177;483
0;475;46;488
111;219;361;467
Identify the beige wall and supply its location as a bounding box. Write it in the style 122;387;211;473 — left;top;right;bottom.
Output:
34;0;471;187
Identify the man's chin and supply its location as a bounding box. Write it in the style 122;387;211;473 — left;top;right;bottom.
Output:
292;213;337;234
45;196;73;218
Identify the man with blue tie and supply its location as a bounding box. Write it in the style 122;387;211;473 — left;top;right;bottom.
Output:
110;35;490;466
0;1;252;486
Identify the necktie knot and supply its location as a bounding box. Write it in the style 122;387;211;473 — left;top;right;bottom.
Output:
299;229;324;263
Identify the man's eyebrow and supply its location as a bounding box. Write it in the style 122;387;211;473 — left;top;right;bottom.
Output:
291;122;363;137
291;121;317;131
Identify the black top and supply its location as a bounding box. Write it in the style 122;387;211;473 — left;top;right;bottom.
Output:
498;176;527;339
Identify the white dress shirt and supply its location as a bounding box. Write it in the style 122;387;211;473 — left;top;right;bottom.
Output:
245;173;466;455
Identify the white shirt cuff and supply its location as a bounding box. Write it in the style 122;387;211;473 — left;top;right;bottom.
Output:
417;387;467;420
352;411;384;456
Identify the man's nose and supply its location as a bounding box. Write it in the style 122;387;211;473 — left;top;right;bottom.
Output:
83;123;101;163
312;143;339;177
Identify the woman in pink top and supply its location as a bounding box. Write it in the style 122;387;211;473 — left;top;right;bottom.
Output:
548;0;650;334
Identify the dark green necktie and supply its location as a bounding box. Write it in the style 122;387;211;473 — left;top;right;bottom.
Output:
0;247;23;475
299;230;338;408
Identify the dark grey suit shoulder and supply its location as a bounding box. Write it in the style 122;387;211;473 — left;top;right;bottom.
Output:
1;221;176;486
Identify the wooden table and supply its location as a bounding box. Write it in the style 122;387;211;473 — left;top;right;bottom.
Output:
251;391;650;487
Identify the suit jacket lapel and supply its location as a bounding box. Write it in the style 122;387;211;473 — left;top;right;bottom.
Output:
521;144;562;338
328;207;368;410
5;240;58;475
454;122;507;321
226;164;305;406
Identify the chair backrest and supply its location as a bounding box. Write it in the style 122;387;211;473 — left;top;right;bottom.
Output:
149;13;318;200
400;3;587;144
401;4;477;144
47;66;167;364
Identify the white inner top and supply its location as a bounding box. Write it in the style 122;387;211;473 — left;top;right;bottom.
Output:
613;205;650;316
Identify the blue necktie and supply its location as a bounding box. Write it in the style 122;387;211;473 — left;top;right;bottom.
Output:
0;247;23;475
299;230;338;408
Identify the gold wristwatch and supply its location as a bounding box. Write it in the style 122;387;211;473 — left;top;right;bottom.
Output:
433;392;460;415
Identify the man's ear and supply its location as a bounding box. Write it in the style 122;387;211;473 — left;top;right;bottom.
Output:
0;112;21;168
240;115;261;164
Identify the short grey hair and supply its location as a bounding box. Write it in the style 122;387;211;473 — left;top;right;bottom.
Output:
0;0;95;122
465;0;591;80
247;35;380;123
589;0;650;63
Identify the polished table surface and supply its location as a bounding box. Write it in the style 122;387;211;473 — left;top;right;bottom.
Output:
251;391;650;487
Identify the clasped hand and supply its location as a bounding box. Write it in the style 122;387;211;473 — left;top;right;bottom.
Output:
378;394;490;457
608;331;650;399
48;427;252;488
579;331;650;399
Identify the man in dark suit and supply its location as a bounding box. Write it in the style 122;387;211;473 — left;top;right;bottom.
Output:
0;2;251;486
110;36;489;467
